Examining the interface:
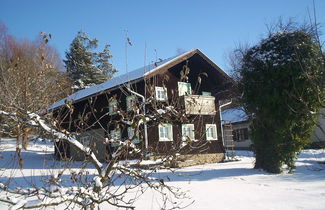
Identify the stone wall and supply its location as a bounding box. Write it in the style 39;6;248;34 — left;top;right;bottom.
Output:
149;153;225;168
176;153;225;167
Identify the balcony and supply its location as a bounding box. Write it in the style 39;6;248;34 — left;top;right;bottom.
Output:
181;95;216;115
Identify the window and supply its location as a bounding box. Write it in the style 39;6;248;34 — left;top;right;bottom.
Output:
128;127;140;144
178;82;192;96
110;129;121;139
79;135;91;147
233;128;248;142
206;124;217;140
155;86;168;101
182;124;195;141
126;95;137;111
110;129;121;147
202;91;211;96
109;99;118;115
158;123;173;141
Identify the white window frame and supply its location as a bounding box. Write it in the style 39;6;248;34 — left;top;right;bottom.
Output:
158;123;173;142
79;135;91;147
178;82;192;96
109;99;118;115
206;124;218;140
155;86;168;101
126;95;137;111
202;91;211;96
128;127;140;144
110;129;121;139
182;124;195;141
110;129;121;147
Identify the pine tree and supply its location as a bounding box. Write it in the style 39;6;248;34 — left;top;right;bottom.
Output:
64;31;117;91
238;26;324;173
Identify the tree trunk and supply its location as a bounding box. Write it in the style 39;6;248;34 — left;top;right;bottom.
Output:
22;127;30;150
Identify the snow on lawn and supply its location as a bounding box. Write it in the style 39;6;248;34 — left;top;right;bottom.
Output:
0;138;325;210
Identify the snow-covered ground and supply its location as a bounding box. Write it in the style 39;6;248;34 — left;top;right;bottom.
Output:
0;138;324;209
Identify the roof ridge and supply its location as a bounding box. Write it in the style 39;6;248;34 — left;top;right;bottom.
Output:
48;49;198;110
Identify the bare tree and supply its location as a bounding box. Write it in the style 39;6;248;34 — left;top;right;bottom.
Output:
0;41;218;209
0;82;210;209
0;23;71;151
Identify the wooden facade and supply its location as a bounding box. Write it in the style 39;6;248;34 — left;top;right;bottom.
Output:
52;49;234;162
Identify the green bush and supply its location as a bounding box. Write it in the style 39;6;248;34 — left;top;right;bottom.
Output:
239;29;324;173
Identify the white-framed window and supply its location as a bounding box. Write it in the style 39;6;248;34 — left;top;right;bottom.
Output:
126;95;137;111
206;124;217;140
155;86;168;101
110;129;121;147
202;91;211;96
158;123;173;141
178;82;192;96
128;127;140;144
109;99;118;115
79;135;91;147
233;128;249;142
182;124;195;141
110;129;121;139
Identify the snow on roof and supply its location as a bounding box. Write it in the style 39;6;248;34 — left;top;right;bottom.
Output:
222;108;248;124
48;49;197;110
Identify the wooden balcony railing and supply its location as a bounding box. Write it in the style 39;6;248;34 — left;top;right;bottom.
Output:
181;95;216;115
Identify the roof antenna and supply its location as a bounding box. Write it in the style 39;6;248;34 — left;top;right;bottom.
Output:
154;49;158;67
144;41;147;97
124;29;132;86
144;41;147;74
154;49;158;61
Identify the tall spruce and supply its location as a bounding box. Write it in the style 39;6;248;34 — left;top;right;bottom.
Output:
64;31;117;91
238;26;324;173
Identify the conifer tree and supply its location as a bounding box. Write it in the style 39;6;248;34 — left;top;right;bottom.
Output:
64;31;117;91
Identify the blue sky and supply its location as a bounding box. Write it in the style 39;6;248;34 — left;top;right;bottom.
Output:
1;0;324;75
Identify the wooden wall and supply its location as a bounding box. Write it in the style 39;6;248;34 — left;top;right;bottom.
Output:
54;53;233;160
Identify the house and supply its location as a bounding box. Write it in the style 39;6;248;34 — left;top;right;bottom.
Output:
50;49;235;165
222;108;325;150
222;108;251;150
311;108;325;145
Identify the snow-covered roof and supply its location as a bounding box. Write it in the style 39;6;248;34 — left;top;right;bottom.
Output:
49;49;197;110
221;108;248;124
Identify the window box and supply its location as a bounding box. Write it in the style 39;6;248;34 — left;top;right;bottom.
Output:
181;95;216;115
202;91;211;96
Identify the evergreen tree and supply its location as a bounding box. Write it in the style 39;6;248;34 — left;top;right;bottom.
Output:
64;31;117;91
238;26;324;173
